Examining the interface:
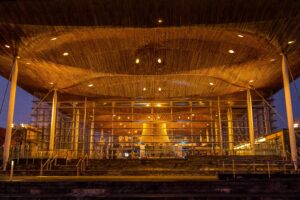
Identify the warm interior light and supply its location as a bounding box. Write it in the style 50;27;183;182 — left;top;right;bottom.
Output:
158;87;162;91
157;58;162;63
63;52;69;56
26;62;30;65
237;34;244;38
143;87;147;91
294;123;299;128
158;19;163;24
51;37;57;41
146;103;150;107
249;80;254;83
118;116;121;120
156;103;161;107
88;83;93;87
135;58;140;64
49;82;54;85
209;82;214;86
4;44;10;48
288;40;295;45
228;49;235;54
270;59;275;62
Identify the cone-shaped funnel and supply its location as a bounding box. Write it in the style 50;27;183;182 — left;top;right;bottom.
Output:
140;122;170;143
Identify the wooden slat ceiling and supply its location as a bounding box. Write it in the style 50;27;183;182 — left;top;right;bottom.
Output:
0;0;300;100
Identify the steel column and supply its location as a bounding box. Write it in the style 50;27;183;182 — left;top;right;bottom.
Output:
49;89;57;155
247;89;255;154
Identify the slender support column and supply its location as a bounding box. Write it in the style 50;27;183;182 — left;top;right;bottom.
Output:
217;97;223;153
247;89;255;154
49;89;57;155
89;102;95;157
282;54;298;170
82;97;87;155
71;105;76;150
206;127;209;144
227;107;234;155
74;109;80;158
263;101;271;134
3;57;18;170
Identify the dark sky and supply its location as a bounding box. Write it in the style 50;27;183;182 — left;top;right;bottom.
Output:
0;75;300;129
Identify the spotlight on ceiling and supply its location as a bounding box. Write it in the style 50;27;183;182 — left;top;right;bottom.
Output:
157;58;162;63
88;83;94;87
249;80;254;83
158;19;163;24
4;44;10;48
143;87;147;91
228;49;235;54
209;82;214;86
63;52;69;56
158;87;162;91
49;82;54;85
288;40;295;45
237;34;244;38
135;58;140;64
51;37;57;41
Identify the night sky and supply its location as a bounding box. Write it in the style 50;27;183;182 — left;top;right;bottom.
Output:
0;75;300;130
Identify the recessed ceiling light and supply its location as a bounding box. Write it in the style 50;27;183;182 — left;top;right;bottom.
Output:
88;83;93;87
158;87;162;91
135;58;140;64
49;82;54;85
209;82;214;86
51;37;57;41
4;44;10;48
158;19;163;24
26;62;30;65
237;34;244;38
157;58;162;63
148;116;151;119
288;40;295;45
157;116;160;119
143;87;147;91
228;49;235;54
249;80;254;83
63;52;69;56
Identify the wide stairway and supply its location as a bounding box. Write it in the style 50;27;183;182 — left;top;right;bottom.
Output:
0;156;297;177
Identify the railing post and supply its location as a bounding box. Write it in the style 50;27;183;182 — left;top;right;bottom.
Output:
9;160;14;181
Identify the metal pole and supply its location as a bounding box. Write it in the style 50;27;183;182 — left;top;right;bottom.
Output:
227;107;234;155
247;89;255;155
217;97;223;154
49;89;57;156
82;97;87;155
89;102;95;157
74;109;80;158
282;54;298;170
3;57;18;170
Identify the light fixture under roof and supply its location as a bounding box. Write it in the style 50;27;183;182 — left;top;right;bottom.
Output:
146;103;150;107
237;34;244;38
228;49;235;54
158;87;162;91
156;103;161;107
49;82;54;85
135;58;140;64
157;58;162;63
143;87;147;91
270;58;275;62
51;37;57;41
158;19;163;24
288;40;295;45
63;52;69;56
88;83;94;87
26;62;30;65
249;80;254;83
209;82;214;86
4;44;10;48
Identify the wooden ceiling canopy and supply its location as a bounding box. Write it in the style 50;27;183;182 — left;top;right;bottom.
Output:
0;0;300;100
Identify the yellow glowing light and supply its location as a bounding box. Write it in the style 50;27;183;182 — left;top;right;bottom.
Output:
156;103;161;107
157;58;162;63
270;59;275;62
26;62;30;65
148;116;151;119
63;52;69;56
135;58;140;64
88;83;93;87
49;82;54;85
228;49;235;54
158;87;162;91
288;40;295;45
4;44;10;48
143;87;147;91
157;116;161;119
209;82;214;86
237;34;244;38
146;103;150;107
118;116;121;120
249;80;254;83
51;37;57;41
158;19;163;24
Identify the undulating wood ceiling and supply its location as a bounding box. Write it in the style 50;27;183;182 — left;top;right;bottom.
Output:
0;0;299;100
